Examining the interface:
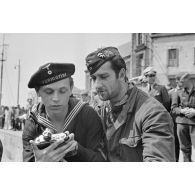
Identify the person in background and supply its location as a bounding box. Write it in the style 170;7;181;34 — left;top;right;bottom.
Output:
143;67;170;112
10;106;16;130
171;72;195;162
18;107;27;130
80;90;91;105
0;139;3;161
136;75;148;92
85;46;175;162
168;74;185;162
15;106;22;130
0;106;5;129
3;106;12;130
166;82;173;92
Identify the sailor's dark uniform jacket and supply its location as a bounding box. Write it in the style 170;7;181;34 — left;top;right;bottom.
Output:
22;98;107;162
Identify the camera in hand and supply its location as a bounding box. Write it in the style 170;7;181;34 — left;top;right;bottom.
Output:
34;128;70;150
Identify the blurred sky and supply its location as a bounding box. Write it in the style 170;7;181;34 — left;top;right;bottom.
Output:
0;33;131;107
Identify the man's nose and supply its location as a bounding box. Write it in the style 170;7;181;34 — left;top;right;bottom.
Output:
94;78;103;88
52;91;59;101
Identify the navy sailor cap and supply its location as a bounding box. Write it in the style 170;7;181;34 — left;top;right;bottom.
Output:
28;63;75;88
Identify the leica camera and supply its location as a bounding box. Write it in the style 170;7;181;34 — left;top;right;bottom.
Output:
34;128;70;150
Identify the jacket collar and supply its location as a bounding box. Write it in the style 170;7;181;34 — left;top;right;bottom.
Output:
126;86;139;113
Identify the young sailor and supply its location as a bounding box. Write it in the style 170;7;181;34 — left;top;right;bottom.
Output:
22;63;106;162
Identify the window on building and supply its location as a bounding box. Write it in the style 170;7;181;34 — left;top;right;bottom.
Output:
137;34;143;45
168;48;179;67
136;33;146;47
136;54;144;76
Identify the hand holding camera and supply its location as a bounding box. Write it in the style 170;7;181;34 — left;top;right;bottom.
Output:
30;129;78;162
34;128;70;149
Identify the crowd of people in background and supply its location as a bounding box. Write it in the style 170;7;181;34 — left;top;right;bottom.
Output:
0;105;28;131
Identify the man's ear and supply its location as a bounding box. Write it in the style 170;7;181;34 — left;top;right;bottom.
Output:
69;86;73;97
35;89;41;97
70;84;73;93
119;68;126;81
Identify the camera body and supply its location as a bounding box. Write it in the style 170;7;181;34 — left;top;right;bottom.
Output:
34;128;69;150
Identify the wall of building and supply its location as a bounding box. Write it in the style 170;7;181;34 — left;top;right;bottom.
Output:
151;34;195;85
131;33;151;78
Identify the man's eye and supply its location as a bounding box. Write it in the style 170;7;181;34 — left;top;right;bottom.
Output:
45;90;53;94
91;76;96;81
60;89;67;93
101;75;108;79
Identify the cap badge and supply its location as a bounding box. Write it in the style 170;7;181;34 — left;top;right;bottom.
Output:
104;50;114;57
97;52;106;59
48;70;52;75
42;63;53;75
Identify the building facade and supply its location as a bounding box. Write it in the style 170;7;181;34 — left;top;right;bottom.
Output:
132;33;195;87
131;33;152;78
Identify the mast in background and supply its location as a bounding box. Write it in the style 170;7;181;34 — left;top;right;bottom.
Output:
16;60;21;106
0;34;8;106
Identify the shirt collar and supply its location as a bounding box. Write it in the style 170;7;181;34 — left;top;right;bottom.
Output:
108;85;138;114
37;97;78;117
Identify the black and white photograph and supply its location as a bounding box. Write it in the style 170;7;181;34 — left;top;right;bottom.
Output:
1;33;195;162
0;1;195;195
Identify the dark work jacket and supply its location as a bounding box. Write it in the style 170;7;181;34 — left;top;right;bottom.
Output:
103;86;175;162
22;98;107;162
168;87;181;120
171;87;195;125
143;83;170;112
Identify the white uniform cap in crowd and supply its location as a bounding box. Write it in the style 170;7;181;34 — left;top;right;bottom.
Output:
143;66;157;76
